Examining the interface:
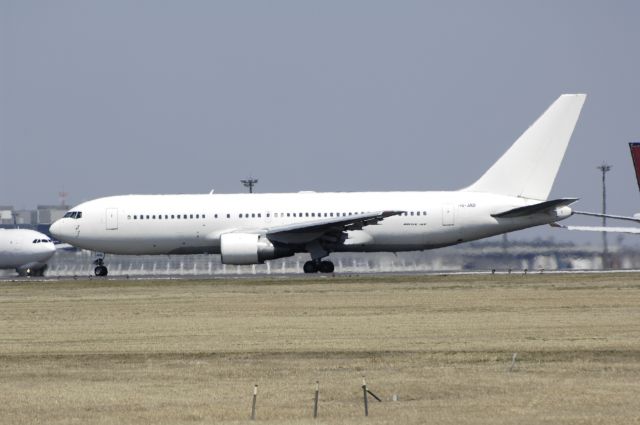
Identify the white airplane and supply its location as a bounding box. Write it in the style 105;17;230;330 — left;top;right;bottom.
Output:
0;228;56;276
50;94;586;276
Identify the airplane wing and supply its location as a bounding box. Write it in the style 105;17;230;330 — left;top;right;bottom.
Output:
492;198;578;218
265;211;404;244
573;210;640;223
550;223;640;234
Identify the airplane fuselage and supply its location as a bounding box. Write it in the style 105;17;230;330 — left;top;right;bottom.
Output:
50;191;569;256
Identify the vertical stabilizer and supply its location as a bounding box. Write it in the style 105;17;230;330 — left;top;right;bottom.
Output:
628;142;640;192
464;94;586;200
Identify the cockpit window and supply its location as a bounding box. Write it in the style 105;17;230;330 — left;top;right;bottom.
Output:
64;211;83;219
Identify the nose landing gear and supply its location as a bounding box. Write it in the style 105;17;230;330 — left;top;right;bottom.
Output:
93;255;108;277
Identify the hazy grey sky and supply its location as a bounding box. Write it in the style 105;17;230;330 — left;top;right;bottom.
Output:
2;1;640;243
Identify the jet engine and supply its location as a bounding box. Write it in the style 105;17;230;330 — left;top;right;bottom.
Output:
220;233;294;265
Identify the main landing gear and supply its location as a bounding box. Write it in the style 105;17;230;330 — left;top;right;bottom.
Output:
303;260;335;274
303;241;335;274
93;255;108;277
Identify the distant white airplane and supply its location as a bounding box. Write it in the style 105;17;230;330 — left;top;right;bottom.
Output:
0;228;56;276
553;142;640;234
50;94;586;276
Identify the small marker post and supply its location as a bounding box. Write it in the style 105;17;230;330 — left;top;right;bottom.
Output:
313;381;319;418
362;377;369;417
250;384;258;420
508;353;518;372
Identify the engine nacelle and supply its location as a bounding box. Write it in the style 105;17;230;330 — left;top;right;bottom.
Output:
220;233;293;265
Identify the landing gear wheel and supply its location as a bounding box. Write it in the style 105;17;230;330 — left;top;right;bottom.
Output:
303;261;318;274
318;260;335;273
95;265;108;276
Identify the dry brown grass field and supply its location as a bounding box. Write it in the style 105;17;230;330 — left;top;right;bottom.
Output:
1;273;639;424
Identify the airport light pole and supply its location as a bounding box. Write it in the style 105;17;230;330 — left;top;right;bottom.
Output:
241;178;258;193
597;163;612;268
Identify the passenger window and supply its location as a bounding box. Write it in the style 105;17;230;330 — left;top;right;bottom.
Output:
226;214;230;218
287;213;291;217
184;215;188;219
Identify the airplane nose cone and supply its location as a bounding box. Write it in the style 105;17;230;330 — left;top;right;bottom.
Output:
41;241;57;261
49;220;67;242
46;240;57;254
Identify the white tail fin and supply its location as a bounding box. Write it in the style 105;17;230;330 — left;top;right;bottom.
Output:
464;94;586;200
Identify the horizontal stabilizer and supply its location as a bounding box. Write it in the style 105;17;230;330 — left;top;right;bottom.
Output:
492;198;578;218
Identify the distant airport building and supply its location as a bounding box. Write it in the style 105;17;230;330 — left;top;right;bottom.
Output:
36;205;68;225
0;204;67;232
0;206;13;225
14;209;38;225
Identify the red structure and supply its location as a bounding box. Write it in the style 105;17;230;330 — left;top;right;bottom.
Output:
629;143;640;191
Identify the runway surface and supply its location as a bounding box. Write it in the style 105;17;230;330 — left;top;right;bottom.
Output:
2;268;640;283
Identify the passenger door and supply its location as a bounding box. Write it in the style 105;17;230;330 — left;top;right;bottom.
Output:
442;204;455;226
106;208;118;230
